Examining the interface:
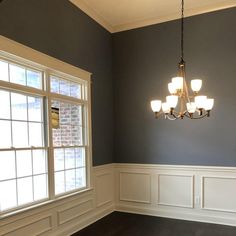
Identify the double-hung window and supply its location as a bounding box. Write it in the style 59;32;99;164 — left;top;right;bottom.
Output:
50;76;88;195
0;46;91;214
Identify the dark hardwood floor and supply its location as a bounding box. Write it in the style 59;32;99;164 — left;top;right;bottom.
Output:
72;212;236;236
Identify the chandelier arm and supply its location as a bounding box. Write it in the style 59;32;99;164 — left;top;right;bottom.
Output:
154;111;164;118
183;76;191;104
183;112;209;119
158;110;211;120
171;111;183;119
191;113;209;120
180;92;184;115
166;114;178;121
183;112;191;119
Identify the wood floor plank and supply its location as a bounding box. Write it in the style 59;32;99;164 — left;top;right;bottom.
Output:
72;212;236;236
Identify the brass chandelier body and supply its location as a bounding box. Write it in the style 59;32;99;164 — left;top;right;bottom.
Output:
150;0;214;120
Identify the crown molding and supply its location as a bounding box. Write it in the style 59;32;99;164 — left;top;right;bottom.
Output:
69;0;114;33
113;1;236;33
69;0;236;33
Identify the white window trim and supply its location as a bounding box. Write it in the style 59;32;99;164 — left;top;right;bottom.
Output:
0;35;93;216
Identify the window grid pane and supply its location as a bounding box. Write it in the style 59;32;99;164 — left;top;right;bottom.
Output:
50;76;82;99
0;90;44;149
0;89;48;212
0;90;10;119
26;69;42;89
0;60;43;89
9;64;26;86
54;147;86;195
52;100;83;147
0;60;43;90
0;60;9;82
0;148;48;212
51;95;87;196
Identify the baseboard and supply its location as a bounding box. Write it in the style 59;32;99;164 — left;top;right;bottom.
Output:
116;204;236;227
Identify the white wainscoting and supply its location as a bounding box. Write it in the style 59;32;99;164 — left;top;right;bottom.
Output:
0;164;115;236
114;163;236;226
158;174;194;208
201;176;236;213
120;172;151;204
94;166;114;208
1;163;236;235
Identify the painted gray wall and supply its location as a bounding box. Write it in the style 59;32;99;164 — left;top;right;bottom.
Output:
0;1;235;167
0;0;113;166
112;7;236;166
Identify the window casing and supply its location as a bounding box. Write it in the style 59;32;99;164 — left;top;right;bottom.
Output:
0;49;91;214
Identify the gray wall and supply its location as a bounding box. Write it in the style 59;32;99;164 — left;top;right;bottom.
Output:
0;0;113;166
1;1;235;167
113;7;236;166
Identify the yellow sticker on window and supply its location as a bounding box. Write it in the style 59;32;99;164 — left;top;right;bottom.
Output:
51;107;60;129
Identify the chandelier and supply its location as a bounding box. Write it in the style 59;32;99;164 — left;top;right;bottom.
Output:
150;0;214;120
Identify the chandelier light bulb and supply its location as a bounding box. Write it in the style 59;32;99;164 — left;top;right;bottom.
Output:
191;79;202;93
168;82;177;94
204;98;214;111
162;102;170;114
172;77;183;90
166;95;178;108
187;102;197;113
194;96;207;109
150;100;162;112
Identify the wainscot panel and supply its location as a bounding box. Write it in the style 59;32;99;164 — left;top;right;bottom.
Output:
114;163;236;226
202;176;236;212
94;166;114;208
119;172;151;204
158;174;194;208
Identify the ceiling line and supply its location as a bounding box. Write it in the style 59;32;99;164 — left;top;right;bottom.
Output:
69;0;114;32
69;0;236;33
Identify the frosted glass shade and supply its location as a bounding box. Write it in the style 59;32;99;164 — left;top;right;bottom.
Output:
162;102;170;114
168;82;177;94
150;100;162;112
191;79;202;92
172;77;183;90
187;102;197;113
166;95;178;108
195;96;207;109
204;98;214;111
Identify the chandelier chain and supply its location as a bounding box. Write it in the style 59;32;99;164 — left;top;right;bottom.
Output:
181;0;184;62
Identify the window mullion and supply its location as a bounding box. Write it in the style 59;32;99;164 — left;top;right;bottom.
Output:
50;92;87;105
86;81;92;189
82;104;86;146
8;88;19;207
0;80;46;97
45;70;55;200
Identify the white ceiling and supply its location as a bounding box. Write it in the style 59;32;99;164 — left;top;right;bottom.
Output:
70;0;236;32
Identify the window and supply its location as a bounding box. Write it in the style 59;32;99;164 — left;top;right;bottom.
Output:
0;88;47;212
0;50;91;214
50;77;87;195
